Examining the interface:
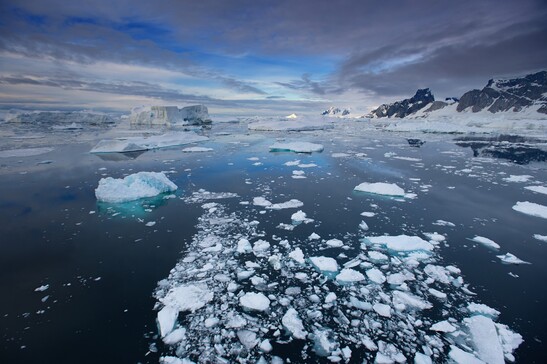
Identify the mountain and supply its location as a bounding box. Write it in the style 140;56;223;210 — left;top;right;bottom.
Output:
366;71;547;119
322;106;351;117
457;71;547;114
367;89;434;118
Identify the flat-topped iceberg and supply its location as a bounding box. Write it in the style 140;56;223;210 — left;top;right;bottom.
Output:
364;235;434;252
269;141;324;153
90;132;208;153
95;171;177;203
354;182;406;197
130;105;211;126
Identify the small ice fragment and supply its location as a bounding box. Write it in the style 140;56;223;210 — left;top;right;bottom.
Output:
414;352;432;364
162;327;186;345
239;292;270;312
467;303;500;318
496;253;530;265
145;221;156;227
267;199;304;210
360;211;376;217
325;292;337;303
465;315;504;364
34;285;49;292
309;232;321;240
237;330;258;349
423;232;445;242
181;147;213;152
282;308;307;339
471;236;500;249
259;339;273;353
309;256;339;273
253;239;270;253
326;239;343;247
364;235;434;252
354;182;406;197
269;141;324;153
428;288;447;299
373;303;391;317
253;197;272;207
430;320;456;333
237;239;252;253
524;185;547;195
289;248;305;264
433;219;455;227
503;175;532;183
160;285;213;312
291;210;308;222
359;221;369;230
336;268;365;283
366;268;386;284
533;234;547;242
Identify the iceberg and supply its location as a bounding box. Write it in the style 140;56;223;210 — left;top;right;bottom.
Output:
464;315;505;364
269;141;324;153
160;284;213;312
95;172;177;203
512;201;547;219
354;182;406;197
471;236;500;249
496;253;531;265
129;105;211;126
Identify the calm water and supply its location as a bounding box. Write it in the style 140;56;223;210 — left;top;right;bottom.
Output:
0;122;545;363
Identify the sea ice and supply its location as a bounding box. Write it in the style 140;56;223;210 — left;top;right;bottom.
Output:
291;210;311;223
524;185;547;195
269;141;324;153
512;201;547;219
267;199;304;210
430;320;456;333
503;175;533;183
465;315;505;364
467;303;500;318
240;292;270;312
237;330;258;349
95;171;178;203
414;353;432;364
34;285;49;292
354;182;406;197
181;147;213;152
373;303;391;317
392;291;432;310
533;234;547;242
253;197;272;207
496;253;530;265
160;284;213;312
448;346;485;364
359;220;369;230
326;239;344;247
471;236;500;249
0;147;54;158
157;305;179;337
309;256;339;273
364;235;434;252
288;248;305;264
282;308;307;339
433;219;456;227
335;268;365;283
366;268;386;284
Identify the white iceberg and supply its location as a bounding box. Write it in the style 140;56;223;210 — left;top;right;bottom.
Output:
364;235;434;252
129;105;211;126
269;141;324;153
496;253;530;265
354;182;406;197
512;201;547;219
160;284;213;312
95;171;177;203
471;236;500;250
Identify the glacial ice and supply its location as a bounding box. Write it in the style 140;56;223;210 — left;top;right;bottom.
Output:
95;171;177;203
269;141;324;153
512;201;547;219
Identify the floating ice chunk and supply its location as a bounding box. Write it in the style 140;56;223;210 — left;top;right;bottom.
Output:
204;317;219;328
253;239;270;253
366;268;386;284
503;175;533;183
433;219;455;227
471;236;500;249
157;305;179;337
160;356;195;364
467;303;500;318
465;315;504;364
524;185;547;195
163;327;186;345
282;308;307;339
309;233;321;240
375;342;406;363
291;210;311;222
414;352;432;364
359;221;369;230
34;285;49;292
240;292;270;312
160;284;213;312
361;211;376;217
335;268;365;283
512;201;547;219
365;235;434;252
289;248;305;264
284;159;300;166
430;320;456;333
259;339;273;353
349;296;372;310
448;346;485;364
326;239;344;247
423;232;445;242
0;147;54;158
237;239;252;253
341;346;352;361
237;330;258;349
495;322;523;361
312;328;338;357
424;265;452;284
181;147;213;152
309;256;339;273
325;292;337;303
368;251;388;263
267;199;304;210
496;253;530;265
392;291;432;310
428;288;447;299
145;221;156;227
268;254;281;270
373;303;391;317
354;182;406;197
533;234;547;242
95;172;177;203
253;197;272;207
269;141;324;153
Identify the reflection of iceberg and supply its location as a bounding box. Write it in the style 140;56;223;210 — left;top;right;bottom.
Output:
93;150;146;161
96;193;173;217
90;131;208;153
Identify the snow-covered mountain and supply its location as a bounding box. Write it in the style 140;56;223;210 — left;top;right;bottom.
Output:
366;71;547;119
321;106;351;117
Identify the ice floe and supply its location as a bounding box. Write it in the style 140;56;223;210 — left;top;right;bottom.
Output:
0;147;54;158
512;201;547;219
471;236;500;249
496;253;531;265
240;292;270;312
269;141;324;153
95;171;177;203
364;235;434;252
354;182;408;197
524;185;547;195
181;147;213;152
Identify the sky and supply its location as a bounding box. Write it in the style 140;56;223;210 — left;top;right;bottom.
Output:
0;0;546;116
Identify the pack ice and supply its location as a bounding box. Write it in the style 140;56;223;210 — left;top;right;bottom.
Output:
95;171;177;203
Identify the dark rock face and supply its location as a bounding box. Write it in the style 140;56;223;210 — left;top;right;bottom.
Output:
368;88;434;118
424;101;448;113
457;71;547;113
322;107;351;116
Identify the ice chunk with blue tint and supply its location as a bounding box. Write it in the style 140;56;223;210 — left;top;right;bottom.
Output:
95;171;177;203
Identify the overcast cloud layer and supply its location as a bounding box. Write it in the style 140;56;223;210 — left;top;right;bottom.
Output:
0;0;545;115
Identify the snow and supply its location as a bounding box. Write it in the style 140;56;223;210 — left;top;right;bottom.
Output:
496;253;530;265
354;182;406;197
524;185;547;195
90;132;208;153
471;236;500;249
160;284;213;312
240;292;270;312
335;268;365;283
0;147;54;158
282;308;307;339
512;201;547;219
269;141;324;153
95;171;177;203
365;235;434;252
309;256;339;273
465;315;505;364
